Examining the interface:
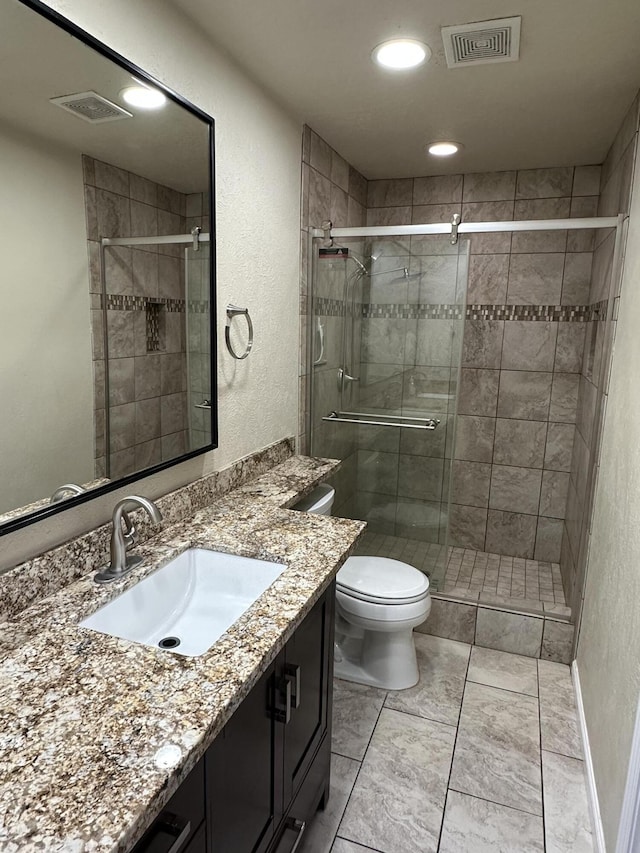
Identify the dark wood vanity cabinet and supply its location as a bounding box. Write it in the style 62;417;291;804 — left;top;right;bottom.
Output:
131;584;335;853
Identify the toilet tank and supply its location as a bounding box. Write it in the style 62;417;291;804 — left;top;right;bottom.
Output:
292;484;335;515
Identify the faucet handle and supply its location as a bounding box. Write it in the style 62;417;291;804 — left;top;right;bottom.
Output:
121;510;139;551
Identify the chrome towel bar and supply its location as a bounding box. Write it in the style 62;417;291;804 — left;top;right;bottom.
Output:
322;411;440;430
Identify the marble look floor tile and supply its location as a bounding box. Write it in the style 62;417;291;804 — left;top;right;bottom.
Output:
300;753;360;853
449;682;542;815
542;750;594;852
384;634;470;726
538;660;582;759
439;790;544;853
339;709;455;853
467;646;538;697
332;679;387;761
331;839;379;853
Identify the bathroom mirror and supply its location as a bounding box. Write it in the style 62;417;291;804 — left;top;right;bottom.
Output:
0;0;217;534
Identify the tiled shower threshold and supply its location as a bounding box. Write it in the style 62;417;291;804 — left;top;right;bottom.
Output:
355;532;570;622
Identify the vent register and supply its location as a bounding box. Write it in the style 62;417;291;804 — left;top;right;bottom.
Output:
442;17;521;68
49;91;132;123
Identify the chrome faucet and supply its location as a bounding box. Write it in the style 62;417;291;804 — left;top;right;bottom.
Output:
94;496;163;584
50;483;85;503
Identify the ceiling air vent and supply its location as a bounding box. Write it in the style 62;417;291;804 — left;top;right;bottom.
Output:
49;91;133;123
441;17;521;68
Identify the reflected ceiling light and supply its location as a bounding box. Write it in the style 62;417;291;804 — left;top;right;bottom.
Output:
121;82;166;110
427;141;462;157
372;39;430;70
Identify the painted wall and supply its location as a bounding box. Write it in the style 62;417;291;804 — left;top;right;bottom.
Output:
1;0;301;570
576;94;640;851
0;121;94;514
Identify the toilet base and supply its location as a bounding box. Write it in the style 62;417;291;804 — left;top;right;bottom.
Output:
334;626;420;691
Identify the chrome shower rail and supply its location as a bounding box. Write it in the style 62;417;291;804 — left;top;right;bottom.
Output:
311;216;620;240
322;411;440;430
102;232;211;247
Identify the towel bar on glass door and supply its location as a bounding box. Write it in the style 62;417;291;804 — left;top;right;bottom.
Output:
322;411;440;430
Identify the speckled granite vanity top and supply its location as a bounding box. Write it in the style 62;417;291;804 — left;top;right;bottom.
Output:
0;455;364;852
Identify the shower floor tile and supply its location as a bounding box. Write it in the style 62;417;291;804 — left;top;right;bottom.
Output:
354;532;568;611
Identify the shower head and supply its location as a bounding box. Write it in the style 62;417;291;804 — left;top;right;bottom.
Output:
349;256;368;275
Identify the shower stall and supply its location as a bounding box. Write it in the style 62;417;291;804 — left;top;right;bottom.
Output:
307;214;624;608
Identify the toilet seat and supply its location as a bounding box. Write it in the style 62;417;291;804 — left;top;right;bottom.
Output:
337;556;430;605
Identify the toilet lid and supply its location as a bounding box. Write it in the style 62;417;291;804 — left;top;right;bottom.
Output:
337;556;430;604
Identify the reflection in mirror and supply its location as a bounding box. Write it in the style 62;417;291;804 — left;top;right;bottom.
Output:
0;0;214;529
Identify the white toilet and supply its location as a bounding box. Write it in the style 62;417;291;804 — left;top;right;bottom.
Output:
295;484;431;690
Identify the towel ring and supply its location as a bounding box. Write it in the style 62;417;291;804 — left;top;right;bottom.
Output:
225;304;254;360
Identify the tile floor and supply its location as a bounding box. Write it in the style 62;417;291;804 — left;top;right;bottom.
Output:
356;532;567;609
300;635;593;853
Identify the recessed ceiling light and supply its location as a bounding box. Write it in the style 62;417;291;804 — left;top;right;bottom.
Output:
372;39;430;70
121;83;166;110
427;141;462;157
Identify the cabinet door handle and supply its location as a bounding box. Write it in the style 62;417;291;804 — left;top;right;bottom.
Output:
274;817;306;853
132;812;191;853
288;818;306;852
285;664;301;710
274;675;292;724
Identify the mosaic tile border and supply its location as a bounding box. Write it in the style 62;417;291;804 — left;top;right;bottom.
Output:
105;295;209;314
315;297;609;323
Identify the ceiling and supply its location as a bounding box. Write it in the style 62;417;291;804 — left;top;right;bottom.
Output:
0;1;209;193
171;0;640;179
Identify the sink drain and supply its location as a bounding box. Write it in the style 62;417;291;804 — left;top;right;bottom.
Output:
158;636;181;649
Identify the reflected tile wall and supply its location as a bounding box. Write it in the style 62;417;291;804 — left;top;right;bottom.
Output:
83;156;202;479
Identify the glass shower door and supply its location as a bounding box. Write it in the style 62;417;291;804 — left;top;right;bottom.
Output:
310;233;469;590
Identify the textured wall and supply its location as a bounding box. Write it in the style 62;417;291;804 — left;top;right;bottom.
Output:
2;0;301;571
0;124;94;514
576;92;640;850
366;167;600;561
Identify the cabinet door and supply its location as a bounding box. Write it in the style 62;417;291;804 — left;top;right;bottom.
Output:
129;758;205;853
207;656;284;853
282;584;335;805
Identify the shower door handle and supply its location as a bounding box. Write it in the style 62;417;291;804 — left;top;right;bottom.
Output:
338;367;359;391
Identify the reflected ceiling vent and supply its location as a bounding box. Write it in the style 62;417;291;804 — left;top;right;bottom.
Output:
49;91;133;123
442;17;521;68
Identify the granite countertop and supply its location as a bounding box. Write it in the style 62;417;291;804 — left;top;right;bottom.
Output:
0;456;365;853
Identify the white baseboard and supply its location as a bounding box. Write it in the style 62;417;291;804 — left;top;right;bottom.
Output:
572;661;607;852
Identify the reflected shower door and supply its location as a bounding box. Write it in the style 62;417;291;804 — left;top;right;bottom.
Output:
310;234;469;590
185;243;212;450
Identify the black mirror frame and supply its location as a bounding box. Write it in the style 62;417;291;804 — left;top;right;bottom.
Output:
1;0;218;537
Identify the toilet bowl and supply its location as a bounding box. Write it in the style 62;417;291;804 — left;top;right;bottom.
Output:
293;485;431;690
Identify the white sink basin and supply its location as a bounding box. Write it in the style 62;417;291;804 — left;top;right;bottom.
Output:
80;548;286;656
